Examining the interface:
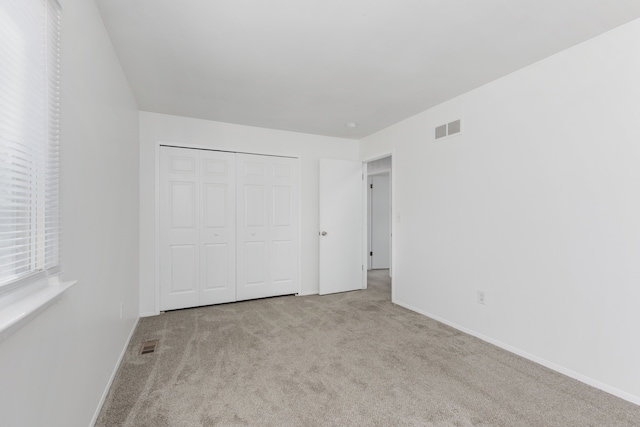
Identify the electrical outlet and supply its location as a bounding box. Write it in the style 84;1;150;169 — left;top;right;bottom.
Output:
477;290;486;305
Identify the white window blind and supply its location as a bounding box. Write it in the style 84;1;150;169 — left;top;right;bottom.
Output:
0;0;61;292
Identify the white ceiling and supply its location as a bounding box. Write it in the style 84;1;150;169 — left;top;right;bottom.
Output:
95;0;640;139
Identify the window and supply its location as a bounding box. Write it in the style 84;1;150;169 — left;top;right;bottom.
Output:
0;0;61;294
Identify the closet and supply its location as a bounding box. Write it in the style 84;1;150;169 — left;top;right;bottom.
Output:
159;146;299;311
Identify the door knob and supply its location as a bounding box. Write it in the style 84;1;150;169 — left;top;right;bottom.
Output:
321;231;327;236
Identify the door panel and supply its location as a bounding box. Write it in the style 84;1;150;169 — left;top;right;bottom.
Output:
169;245;197;292
237;155;269;298
199;150;236;305
203;158;228;175
170;156;196;172
244;185;266;226
268;157;298;296
236;154;298;301
244;160;264;176
170;183;196;228
272;240;292;282
160;147;200;310
244;241;267;285
319;159;364;295
203;184;227;228
203;244;228;290
272;186;291;226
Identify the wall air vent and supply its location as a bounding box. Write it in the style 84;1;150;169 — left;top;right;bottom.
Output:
435;119;462;140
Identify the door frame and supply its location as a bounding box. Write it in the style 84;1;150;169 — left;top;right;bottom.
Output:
153;141;302;315
362;151;395;302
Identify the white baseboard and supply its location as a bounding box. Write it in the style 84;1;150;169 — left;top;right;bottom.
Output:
139;311;157;318
395;300;640;406
296;290;319;296
90;317;140;427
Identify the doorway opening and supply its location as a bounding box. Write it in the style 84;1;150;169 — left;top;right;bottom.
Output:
365;155;393;301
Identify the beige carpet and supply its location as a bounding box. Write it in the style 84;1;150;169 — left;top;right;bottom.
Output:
97;270;640;426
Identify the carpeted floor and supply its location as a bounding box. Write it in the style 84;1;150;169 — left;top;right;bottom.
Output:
96;270;640;426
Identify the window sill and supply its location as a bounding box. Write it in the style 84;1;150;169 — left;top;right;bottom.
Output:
0;278;77;343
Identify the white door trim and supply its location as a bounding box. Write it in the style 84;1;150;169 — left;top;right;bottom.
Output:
362;162;368;290
153;140;301;315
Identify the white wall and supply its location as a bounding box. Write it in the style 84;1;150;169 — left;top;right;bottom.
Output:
360;18;640;403
0;1;140;426
139;112;359;315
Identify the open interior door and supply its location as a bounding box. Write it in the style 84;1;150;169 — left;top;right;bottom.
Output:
319;159;364;295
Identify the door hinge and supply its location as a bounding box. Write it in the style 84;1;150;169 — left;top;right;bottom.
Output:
370;184;373;189
370;251;373;256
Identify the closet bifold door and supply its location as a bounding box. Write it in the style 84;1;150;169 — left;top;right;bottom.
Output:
159;147;236;311
199;149;237;306
236;154;298;301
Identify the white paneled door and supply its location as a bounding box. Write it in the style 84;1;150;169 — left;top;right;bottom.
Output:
159;147;199;310
236;154;299;301
159;147;298;311
159;147;237;310
319;159;364;295
199;150;237;306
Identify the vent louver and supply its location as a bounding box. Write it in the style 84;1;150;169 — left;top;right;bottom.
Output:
447;120;461;135
139;340;159;355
